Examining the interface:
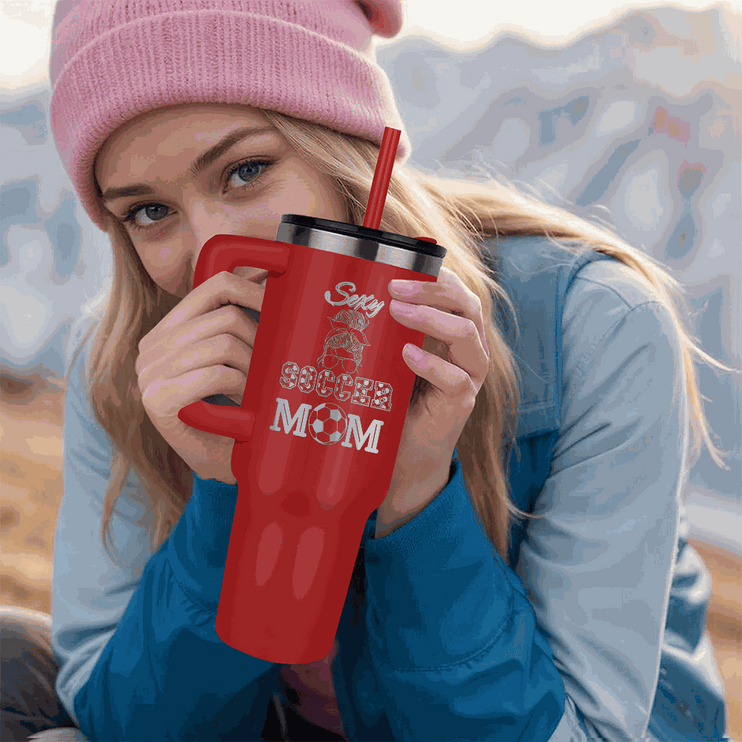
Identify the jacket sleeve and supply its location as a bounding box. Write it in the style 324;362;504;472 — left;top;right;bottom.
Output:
52;321;277;742
517;260;688;742
362;260;686;741
363;449;565;741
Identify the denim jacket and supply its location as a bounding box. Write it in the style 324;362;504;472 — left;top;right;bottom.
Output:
489;236;727;740
52;235;727;741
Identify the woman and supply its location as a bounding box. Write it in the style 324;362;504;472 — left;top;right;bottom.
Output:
0;0;732;740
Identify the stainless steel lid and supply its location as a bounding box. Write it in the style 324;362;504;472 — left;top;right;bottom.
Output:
276;215;446;277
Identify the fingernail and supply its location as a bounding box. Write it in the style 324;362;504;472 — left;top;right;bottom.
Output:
389;279;415;295
404;343;425;360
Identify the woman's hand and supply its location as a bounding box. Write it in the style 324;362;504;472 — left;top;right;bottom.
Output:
134;272;264;485
377;266;490;536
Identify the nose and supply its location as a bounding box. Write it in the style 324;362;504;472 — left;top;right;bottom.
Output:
188;199;236;251
184;199;271;294
184;199;240;290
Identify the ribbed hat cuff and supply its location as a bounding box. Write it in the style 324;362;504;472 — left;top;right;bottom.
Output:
50;10;410;230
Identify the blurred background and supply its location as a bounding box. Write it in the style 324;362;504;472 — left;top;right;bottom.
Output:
1;0;740;736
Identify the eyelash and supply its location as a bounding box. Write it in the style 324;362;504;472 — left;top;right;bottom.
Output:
121;158;274;233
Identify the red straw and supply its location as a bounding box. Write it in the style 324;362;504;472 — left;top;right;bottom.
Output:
363;127;401;230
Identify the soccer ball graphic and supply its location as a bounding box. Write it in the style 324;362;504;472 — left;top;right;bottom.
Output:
308;403;348;445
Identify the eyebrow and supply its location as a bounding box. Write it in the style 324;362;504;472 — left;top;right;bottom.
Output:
100;125;275;203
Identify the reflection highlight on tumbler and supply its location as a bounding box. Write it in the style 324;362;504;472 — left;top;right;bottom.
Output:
255;521;283;588
293;527;325;601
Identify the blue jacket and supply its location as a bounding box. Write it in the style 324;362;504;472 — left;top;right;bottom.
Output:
53;235;727;741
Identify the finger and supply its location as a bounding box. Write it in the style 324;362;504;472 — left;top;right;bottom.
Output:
141;364;248;419
137;305;258;375
138;334;253;394
390;300;489;388
388;268;487;346
402;344;477;403
154;272;265;334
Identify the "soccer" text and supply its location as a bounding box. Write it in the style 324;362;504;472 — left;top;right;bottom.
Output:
278;362;392;412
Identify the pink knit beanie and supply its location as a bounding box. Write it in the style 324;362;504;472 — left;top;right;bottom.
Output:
49;0;410;231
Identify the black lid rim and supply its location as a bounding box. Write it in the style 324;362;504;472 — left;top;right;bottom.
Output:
279;214;446;259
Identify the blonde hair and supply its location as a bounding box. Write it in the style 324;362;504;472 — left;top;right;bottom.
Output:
65;110;735;568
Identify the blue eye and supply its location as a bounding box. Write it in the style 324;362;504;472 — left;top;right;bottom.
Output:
140;204;169;222
124;203;170;230
227;159;272;189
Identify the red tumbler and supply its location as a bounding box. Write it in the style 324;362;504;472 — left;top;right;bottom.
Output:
178;129;446;664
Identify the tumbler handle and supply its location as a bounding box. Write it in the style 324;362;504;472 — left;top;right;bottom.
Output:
177;234;292;441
